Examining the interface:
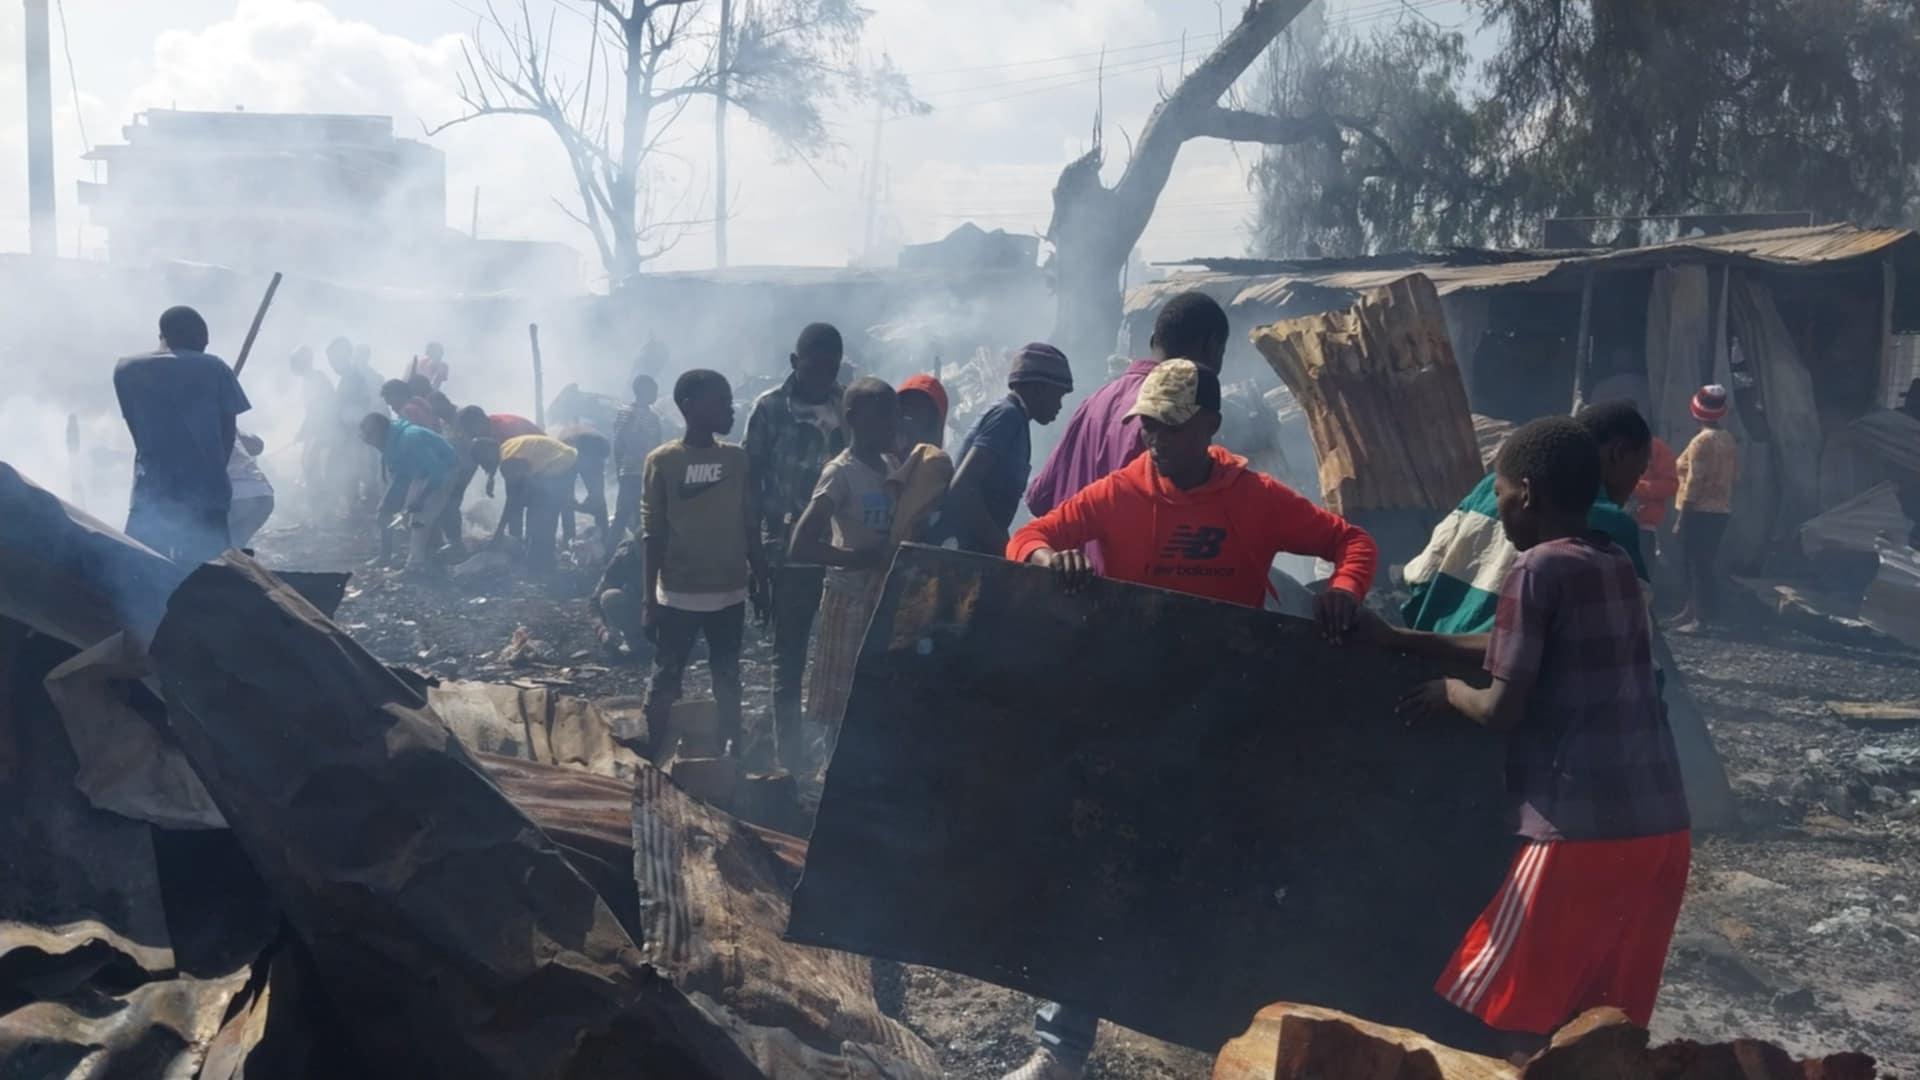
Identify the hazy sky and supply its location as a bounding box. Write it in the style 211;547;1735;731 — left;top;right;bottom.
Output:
0;0;1482;279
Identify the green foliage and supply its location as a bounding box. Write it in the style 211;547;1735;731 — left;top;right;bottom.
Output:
727;0;875;156
1251;0;1920;258
1250;10;1490;256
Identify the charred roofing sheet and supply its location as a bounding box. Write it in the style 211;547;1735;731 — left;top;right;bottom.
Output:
1130;224;1918;314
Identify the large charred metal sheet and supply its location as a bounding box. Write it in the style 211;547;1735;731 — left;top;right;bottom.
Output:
788;546;1512;1052
0;463;181;648
147;555;760;1080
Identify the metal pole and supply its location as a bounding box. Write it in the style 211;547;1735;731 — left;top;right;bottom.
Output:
25;0;57;257
713;0;731;269
1569;269;1595;413
529;323;545;429
232;271;284;378
862;101;883;258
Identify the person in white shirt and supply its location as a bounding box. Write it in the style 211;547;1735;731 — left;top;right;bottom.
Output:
227;432;276;549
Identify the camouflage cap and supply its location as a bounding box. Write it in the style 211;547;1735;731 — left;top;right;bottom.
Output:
1125;358;1221;426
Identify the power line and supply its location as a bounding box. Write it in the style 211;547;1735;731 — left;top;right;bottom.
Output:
905;33;1225;79
902;0;1448;82
903;0;1454;112
53;0;90;157
915;49;1202;103
916;0;1447;99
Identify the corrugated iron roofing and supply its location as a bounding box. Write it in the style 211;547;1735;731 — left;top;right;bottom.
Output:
1128;224;1919;315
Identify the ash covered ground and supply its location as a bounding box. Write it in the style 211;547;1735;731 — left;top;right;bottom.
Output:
254;516;1920;1079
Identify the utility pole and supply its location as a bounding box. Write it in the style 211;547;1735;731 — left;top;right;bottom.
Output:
713;0;732;269
24;0;57;257
861;100;883;260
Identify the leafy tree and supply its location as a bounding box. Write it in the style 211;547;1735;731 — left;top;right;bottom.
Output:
1249;10;1487;257
1251;0;1920;258
1481;0;1920;230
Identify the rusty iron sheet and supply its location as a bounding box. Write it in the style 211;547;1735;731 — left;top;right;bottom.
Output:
787;546;1512;1053
1252;275;1483;517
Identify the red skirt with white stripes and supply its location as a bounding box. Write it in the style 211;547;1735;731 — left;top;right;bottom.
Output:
1436;830;1691;1034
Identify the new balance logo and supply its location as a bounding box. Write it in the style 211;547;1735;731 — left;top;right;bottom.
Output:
1159;525;1227;560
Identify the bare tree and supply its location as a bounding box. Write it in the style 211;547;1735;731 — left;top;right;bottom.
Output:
1046;0;1382;368
433;0;868;287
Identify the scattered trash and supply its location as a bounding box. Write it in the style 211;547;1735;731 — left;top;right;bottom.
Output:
1808;906;1920;945
496;625;556;666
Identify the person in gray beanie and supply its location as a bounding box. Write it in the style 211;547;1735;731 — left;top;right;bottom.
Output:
945;342;1074;554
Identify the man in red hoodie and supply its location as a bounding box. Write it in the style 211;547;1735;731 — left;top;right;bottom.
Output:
999;358;1379;1080
1010;358;1376;623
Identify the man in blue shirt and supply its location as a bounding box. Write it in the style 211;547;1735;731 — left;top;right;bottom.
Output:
946;343;1073;555
359;413;460;575
114;306;251;564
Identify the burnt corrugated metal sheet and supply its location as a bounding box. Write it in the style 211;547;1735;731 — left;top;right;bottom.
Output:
1129;224;1919;316
1843;409;1920;476
1250;275;1484;514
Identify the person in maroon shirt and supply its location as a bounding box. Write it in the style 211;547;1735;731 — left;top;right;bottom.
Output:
457;405;542;442
381;380;441;432
1375;417;1689;1051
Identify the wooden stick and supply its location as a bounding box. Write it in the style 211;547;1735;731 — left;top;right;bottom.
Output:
529;323;545;429
231;271;284;377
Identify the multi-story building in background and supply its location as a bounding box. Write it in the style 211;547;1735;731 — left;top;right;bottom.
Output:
79;108;578;294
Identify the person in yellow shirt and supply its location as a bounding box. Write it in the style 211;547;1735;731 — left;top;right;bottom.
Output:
477;434;579;574
1671;384;1737;632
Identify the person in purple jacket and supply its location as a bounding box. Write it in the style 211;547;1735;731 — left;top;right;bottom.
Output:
1023;291;1230;572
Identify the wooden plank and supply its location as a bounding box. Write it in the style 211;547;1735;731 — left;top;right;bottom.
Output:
788;546;1508;1053
1829;701;1920;727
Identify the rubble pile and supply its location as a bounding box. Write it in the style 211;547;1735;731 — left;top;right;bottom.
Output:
0;469;930;1078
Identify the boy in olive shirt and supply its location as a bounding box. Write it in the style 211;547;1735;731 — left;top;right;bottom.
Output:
640;370;766;759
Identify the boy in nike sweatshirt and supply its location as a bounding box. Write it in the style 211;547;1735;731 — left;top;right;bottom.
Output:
639;369;766;760
1000;358;1378;1080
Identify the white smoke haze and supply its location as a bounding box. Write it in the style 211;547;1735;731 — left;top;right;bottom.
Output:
0;0;1433;522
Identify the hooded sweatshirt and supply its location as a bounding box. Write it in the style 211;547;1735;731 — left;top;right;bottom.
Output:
1008;445;1377;607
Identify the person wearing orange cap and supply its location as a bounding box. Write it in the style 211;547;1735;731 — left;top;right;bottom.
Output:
890;373;958;549
896;374;949;452
1670;385;1737;632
